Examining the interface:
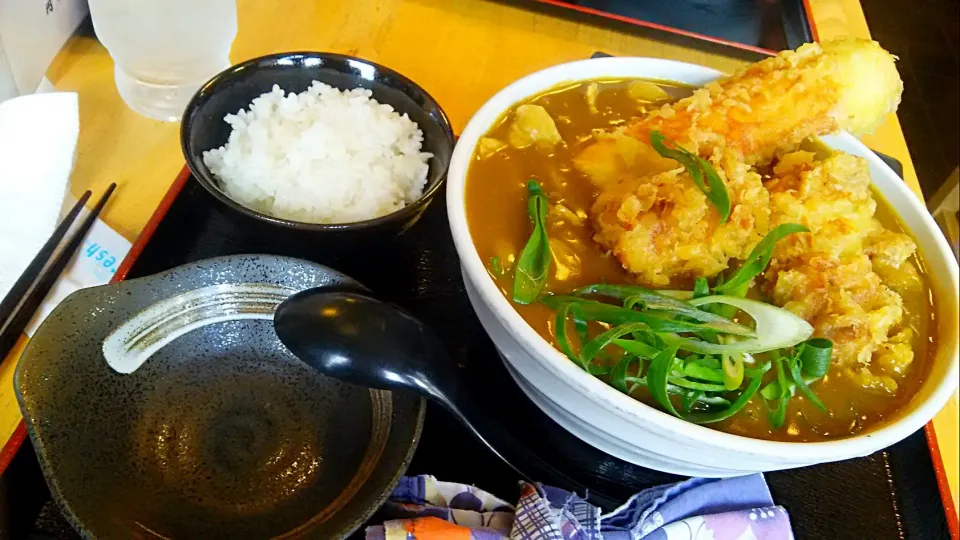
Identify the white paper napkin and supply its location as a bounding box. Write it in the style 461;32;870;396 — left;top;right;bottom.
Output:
0;92;131;336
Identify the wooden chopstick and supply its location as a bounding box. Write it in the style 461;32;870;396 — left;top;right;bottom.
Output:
0;183;117;359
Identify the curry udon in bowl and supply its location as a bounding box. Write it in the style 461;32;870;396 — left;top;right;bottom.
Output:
446;40;959;476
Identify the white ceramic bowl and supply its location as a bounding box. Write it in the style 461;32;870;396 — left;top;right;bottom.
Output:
446;57;960;477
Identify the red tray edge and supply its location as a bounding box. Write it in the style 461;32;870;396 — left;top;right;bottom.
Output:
0;167;193;475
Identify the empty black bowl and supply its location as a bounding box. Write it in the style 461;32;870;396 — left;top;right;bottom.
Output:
181;52;454;236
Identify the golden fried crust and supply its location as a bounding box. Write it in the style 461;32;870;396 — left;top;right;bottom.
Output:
591;149;770;286
763;152;917;392
625;38;903;165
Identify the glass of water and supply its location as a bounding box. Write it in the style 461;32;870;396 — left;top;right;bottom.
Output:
88;0;237;122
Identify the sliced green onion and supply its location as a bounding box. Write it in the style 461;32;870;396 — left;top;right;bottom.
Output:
744;360;772;379
648;347;759;423
681;390;702;413
668;377;727;392
789;359;827;412
554;303;578;362
579;323;649;371
570;303;589;343
760;381;784;401
647;345;683;417
611;355;644;393
760;375;812;400
572;284;754;337
722;354;745;391
635;330;665;349
693;277;710;298
714;223;809;295
613;338;661;359
800;337;833;377
650;130;731;222
512;180;551;304
690;355;722;369
664;296;813;354
541;295;739;335
623;377;733;407
708;272;747;321
683;376;763;424
768;353;792;429
587;363;613;376
681;360;724;383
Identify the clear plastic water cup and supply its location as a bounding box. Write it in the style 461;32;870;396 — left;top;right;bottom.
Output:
88;0;238;122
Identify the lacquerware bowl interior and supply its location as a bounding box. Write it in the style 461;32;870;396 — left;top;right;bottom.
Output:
14;255;425;539
445;57;960;476
181;52;455;233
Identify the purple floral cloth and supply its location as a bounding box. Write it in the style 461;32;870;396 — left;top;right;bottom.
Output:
366;474;793;539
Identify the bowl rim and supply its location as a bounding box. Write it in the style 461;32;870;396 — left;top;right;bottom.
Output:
180;51;455;232
446;55;960;460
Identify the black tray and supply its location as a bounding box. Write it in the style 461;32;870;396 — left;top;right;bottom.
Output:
15;167;950;539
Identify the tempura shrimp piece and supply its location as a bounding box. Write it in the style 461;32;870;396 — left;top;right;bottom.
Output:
625;38;903;165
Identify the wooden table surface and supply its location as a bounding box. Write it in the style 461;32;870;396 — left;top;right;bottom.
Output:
1;0;955;518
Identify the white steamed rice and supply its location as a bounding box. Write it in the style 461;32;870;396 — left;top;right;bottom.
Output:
202;81;432;224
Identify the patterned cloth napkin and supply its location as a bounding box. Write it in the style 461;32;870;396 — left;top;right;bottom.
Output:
366;474;792;539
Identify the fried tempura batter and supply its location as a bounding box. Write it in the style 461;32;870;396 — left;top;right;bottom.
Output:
588;38;904;287
763;152;917;393
625;38;903;165
584;38;916;388
591;149;770;286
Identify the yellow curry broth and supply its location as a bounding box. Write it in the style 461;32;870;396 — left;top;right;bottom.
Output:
464;80;936;442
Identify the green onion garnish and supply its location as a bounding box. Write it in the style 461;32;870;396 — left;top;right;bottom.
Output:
682;358;724;383
788;358;827;412
683;376;763;424
767;352;792;429
647;346;683;416
572;284;754;337
681;390;703;413
668;377;727;392
554;302;578;362
579;322;648;371
693;277;710;299
541;295;742;335
611;355;644;393
646;345;763;424
650;130;731;222
667;295;813;355
799;337;833;378
721;353;745;391
614;338;662;359
512;180;551;304
714;223;809;295
744;360;772;379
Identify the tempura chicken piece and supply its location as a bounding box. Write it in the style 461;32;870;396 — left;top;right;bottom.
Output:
625;38;903;165
591;148;770;286
763;152;918;393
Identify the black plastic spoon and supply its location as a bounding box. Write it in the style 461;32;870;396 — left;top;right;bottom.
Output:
274;289;542;481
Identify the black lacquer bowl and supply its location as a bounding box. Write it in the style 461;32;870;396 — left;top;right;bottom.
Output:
181;52;455;238
14;255;425;539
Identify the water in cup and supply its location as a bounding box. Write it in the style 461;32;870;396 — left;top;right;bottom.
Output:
88;0;237;122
